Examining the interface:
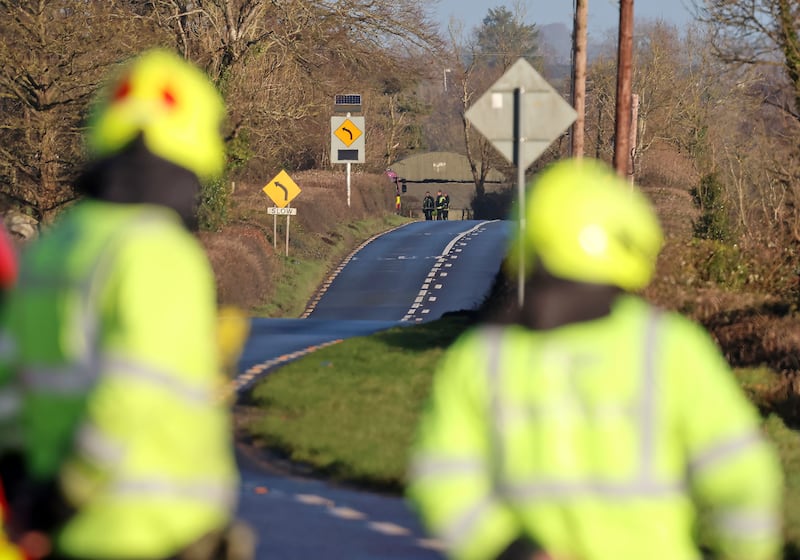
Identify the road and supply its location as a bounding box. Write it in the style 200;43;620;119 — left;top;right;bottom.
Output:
233;219;510;559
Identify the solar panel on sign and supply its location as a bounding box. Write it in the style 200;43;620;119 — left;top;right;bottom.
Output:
334;94;362;105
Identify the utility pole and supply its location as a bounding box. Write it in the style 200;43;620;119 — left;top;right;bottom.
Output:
571;0;588;159
613;0;634;177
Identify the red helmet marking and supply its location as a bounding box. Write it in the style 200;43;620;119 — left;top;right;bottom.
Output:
113;79;131;102
162;87;176;108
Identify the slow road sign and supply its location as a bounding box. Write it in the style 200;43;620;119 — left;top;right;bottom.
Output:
267;207;298;216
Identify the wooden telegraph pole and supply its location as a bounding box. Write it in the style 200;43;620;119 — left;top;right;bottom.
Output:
571;0;588;159
613;0;634;177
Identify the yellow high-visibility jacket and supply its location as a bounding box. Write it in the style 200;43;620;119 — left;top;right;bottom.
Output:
408;295;783;560
0;200;238;559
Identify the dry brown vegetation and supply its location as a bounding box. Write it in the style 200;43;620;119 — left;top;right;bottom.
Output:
641;146;800;393
0;1;441;223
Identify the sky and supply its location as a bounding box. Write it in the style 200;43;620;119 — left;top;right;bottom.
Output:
433;0;695;34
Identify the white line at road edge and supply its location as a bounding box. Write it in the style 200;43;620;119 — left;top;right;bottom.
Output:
230;338;345;396
401;220;497;323
300;222;415;318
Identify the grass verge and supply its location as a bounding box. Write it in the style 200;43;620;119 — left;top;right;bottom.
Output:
242;313;474;492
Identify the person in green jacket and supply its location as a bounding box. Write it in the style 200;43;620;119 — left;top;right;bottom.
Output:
407;158;783;560
0;50;248;560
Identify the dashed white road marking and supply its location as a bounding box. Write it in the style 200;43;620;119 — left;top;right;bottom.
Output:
296;494;334;506
330;507;367;520
368;522;412;536
417;538;447;551
401;221;497;322
250;487;439;550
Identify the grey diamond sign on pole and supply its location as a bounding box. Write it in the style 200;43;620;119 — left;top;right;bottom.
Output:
465;58;577;306
465;58;577;169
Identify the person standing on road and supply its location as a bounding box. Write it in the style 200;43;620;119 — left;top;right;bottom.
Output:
0;50;251;560
435;190;446;221
423;191;436;221
407;158;783;560
441;192;450;221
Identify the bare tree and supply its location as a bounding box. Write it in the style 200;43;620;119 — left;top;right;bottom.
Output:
696;0;800;122
443;22;498;200
443;3;541;199
0;0;442;222
0;0;162;220
145;0;440;173
693;0;800;250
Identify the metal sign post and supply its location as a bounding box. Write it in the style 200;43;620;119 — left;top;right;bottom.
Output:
267;206;298;257
331;95;365;208
465;58;577;307
513;87;526;308
286;204;291;257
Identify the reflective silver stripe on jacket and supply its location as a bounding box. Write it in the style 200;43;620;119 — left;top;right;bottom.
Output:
74;424;125;467
688;431;764;475
112;479;237;511
408;456;485;480
713;509;781;537
502;479;686;500
639;307;659;478
485;326;506;483
21;355;213;405
439;494;497;551
22;362;99;395
104;354;215;405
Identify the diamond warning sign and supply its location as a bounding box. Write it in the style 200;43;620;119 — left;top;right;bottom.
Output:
333;118;362;147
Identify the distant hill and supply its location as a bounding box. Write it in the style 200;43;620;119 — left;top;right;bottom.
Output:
539;22;571;84
538;21;611;83
539;22;571;65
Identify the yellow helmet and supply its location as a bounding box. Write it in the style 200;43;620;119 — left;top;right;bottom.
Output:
86;49;225;179
508;158;664;290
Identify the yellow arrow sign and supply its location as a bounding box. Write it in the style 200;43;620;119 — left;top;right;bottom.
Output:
333;118;363;147
262;170;301;208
